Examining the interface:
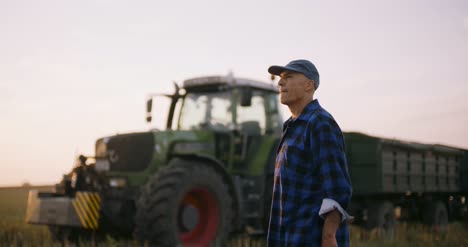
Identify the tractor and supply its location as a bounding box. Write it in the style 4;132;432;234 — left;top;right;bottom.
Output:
26;74;283;246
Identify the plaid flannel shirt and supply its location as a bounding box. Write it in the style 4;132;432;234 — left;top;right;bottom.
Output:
267;99;352;247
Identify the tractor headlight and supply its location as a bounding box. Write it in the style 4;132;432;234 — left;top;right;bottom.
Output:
95;158;110;172
109;177;127;188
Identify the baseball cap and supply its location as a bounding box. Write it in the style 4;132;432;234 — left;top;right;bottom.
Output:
268;59;320;89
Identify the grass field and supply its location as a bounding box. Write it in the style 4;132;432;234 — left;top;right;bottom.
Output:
1;186;468;247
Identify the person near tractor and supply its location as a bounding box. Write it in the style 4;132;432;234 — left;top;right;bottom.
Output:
266;59;352;247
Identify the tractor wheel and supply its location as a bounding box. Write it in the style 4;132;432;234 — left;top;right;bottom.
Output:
134;159;235;247
366;201;397;239
423;201;448;233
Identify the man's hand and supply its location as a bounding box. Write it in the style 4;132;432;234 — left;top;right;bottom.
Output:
322;209;341;247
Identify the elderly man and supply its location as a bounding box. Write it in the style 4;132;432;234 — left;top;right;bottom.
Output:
267;59;352;247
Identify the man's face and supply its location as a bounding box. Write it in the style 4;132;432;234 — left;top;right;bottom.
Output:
277;71;313;106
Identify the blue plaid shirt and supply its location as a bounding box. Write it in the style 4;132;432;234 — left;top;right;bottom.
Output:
267;99;352;247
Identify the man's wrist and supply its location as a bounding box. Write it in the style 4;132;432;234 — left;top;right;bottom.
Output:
322;209;340;237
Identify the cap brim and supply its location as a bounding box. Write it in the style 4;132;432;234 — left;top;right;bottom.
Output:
268;65;303;76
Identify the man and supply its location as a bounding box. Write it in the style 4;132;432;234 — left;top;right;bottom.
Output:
266;59;352;247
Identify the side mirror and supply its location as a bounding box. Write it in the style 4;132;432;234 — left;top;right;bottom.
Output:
240;88;252;107
146;98;153;123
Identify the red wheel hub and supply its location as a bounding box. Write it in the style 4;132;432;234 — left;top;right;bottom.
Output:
179;188;219;247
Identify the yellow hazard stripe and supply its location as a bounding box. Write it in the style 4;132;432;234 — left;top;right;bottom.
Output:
92;193;101;204
86;192;100;229
78;193;97;228
77;193;98;229
88;193;99;229
89;192;101;227
90;192;101;221
84;193;99;220
75;193;93;229
72;199;89;229
72;192;102;230
88;192;100;228
89;193;101;215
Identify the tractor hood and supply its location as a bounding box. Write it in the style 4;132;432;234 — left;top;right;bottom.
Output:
94;130;226;174
95;132;155;172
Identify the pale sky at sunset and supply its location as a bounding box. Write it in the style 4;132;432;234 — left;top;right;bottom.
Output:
1;0;467;186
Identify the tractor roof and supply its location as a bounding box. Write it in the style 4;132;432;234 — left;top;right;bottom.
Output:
183;75;278;93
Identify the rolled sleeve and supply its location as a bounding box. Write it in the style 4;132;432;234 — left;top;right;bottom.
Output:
314;117;352;210
318;198;350;222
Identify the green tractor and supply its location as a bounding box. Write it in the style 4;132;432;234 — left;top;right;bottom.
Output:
26;75;283;246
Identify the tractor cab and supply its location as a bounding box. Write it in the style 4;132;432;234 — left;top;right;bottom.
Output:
146;75;283;169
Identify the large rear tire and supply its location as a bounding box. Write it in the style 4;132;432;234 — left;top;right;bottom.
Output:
134;159;235;247
366;201;397;239
423;201;448;233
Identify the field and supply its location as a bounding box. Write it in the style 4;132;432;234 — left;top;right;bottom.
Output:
1;186;468;247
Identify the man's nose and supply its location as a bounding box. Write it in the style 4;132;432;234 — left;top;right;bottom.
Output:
278;78;284;86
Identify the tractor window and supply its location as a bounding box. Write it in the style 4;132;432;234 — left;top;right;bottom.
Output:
178;91;233;131
237;91;266;135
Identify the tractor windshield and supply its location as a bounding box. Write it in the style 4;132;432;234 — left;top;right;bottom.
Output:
178;90;233;131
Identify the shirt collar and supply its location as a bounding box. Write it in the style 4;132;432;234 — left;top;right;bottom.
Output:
283;99;321;128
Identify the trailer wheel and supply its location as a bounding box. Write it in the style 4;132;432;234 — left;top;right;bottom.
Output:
134;159;235;247
423;201;448;233
366;201;396;238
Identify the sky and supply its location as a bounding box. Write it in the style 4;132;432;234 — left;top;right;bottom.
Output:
1;0;467;186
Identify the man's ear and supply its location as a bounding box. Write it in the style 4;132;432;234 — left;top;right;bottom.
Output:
306;79;316;91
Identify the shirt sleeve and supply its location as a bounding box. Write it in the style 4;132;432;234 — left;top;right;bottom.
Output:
318;198;350;222
312;116;352;215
